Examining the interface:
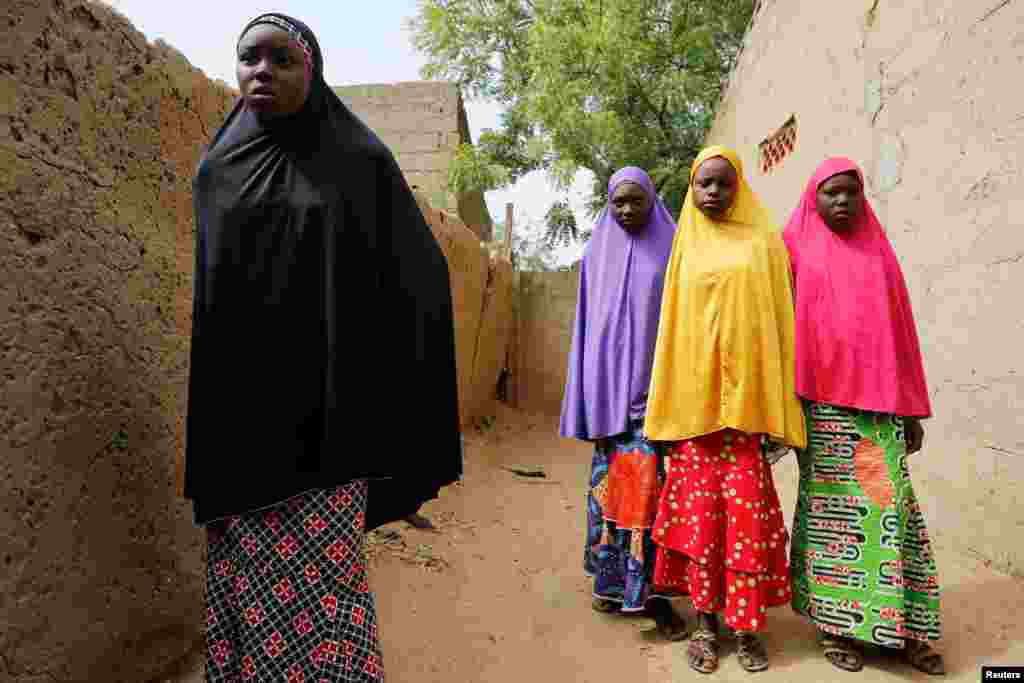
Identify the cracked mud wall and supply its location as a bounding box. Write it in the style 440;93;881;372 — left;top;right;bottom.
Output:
709;0;1024;574
470;258;514;421
412;192;514;427
1;1;230;680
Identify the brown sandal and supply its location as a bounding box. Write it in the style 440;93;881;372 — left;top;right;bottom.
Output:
820;633;863;672
688;627;719;674
688;630;719;674
737;632;769;672
903;640;945;676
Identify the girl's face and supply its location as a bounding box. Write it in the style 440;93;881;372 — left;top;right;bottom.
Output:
815;171;864;232
692;157;738;220
610;181;652;233
236;24;311;119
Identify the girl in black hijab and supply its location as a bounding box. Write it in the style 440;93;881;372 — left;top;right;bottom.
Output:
186;14;461;681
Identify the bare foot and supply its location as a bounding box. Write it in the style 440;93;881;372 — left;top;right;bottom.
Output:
404;513;436;530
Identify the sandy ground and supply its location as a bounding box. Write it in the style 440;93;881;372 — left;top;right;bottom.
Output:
174;405;1024;682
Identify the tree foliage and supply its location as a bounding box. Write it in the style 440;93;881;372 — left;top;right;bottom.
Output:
446;143;510;195
409;0;754;244
511;215;577;272
543;200;580;248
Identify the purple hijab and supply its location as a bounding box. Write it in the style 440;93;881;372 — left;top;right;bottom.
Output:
559;167;677;440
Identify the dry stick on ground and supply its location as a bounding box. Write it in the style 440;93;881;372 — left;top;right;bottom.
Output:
500;466;547;478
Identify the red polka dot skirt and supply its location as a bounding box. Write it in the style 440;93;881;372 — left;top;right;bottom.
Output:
652;429;791;632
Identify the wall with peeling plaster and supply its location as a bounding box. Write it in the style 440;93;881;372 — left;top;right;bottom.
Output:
1;1;234;680
411;192;515;429
709;0;1024;574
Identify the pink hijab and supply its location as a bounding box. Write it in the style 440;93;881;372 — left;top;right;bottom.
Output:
783;157;931;417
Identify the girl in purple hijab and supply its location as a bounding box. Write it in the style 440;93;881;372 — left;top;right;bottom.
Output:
560;167;685;639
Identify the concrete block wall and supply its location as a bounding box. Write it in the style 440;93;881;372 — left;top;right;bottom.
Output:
511;268;581;417
708;0;1024;575
335;81;494;241
336;82;461;212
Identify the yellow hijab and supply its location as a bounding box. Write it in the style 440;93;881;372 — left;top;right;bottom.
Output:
644;146;806;448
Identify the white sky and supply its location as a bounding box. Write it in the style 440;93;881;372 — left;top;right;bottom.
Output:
105;0;587;264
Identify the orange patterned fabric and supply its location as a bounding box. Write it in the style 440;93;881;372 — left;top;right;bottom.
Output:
603;448;661;529
854;438;895;510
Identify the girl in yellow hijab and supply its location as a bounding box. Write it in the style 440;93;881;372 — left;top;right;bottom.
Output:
645;147;806;674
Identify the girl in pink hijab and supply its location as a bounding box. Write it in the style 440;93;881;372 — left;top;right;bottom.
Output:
784;158;944;676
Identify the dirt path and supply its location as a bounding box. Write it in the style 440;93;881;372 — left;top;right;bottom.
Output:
368;406;655;683
176;405;1024;682
371;405;1024;683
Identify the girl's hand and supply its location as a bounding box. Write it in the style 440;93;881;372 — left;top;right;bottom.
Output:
905;417;924;455
764;439;790;465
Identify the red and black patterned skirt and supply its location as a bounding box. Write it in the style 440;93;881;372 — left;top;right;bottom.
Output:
205;480;384;682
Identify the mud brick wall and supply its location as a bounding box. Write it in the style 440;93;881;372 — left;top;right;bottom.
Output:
709;0;1024;574
413;191;514;427
0;0;234;681
470;258;515;421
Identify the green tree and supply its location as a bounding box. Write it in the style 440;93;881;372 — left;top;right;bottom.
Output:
411;0;754;245
544;199;580;248
511;215;575;272
445;143;510;196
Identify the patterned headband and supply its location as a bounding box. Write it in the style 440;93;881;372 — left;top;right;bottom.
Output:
241;14;316;74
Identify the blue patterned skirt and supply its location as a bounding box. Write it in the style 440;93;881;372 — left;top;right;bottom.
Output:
583;422;668;611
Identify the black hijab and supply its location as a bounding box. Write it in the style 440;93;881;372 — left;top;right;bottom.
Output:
185;14;461;529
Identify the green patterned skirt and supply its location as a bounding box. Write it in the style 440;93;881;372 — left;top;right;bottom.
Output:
790;402;941;648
